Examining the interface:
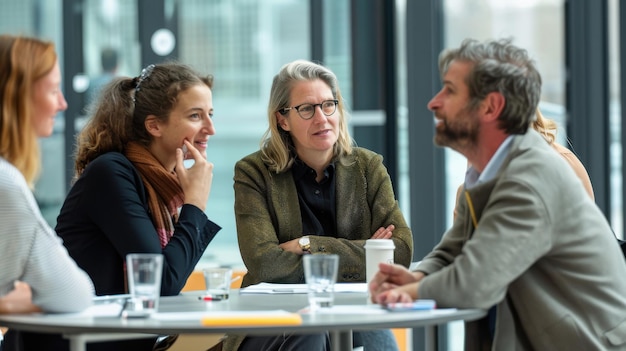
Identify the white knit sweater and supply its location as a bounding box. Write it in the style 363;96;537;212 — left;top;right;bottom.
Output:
0;157;93;313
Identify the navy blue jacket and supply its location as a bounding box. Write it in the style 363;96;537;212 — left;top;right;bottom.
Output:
56;152;221;296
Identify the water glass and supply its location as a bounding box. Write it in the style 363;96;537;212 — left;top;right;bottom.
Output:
303;254;339;310
126;253;163;316
202;267;233;300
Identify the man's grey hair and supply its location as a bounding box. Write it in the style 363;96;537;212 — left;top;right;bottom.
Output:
439;38;542;134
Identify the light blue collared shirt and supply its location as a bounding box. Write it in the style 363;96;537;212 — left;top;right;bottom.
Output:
465;136;514;189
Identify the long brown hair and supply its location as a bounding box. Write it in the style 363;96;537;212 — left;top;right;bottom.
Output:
74;62;213;177
0;35;57;188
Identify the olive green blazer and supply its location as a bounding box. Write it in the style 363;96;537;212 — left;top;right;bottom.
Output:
233;147;413;288
223;147;413;351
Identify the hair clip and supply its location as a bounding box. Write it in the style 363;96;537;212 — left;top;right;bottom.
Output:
133;64;156;103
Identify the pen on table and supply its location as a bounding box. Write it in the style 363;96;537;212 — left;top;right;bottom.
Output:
198;295;223;301
93;294;131;305
272;288;295;293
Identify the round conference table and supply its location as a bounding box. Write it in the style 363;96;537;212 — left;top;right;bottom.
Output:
0;288;486;351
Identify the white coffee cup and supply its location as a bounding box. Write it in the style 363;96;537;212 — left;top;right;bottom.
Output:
364;239;395;284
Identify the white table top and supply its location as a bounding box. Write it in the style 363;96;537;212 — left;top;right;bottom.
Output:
0;289;486;341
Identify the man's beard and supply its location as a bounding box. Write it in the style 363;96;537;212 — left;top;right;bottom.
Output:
433;110;480;151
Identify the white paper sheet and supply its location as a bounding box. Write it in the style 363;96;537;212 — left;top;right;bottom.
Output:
239;282;368;294
298;304;387;314
57;302;125;318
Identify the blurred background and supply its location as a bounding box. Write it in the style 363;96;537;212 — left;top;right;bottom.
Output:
1;0;622;349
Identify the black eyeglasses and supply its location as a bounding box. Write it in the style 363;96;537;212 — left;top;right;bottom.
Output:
279;99;338;120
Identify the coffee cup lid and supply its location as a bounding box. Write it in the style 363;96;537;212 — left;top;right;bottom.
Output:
364;239;395;249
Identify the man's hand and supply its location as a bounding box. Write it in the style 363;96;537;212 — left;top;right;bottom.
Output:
368;263;424;304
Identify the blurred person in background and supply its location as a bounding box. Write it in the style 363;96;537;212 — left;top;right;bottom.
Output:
85;47;119;106
532;108;594;199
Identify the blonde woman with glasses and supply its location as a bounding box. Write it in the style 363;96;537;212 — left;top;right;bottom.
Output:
227;60;413;351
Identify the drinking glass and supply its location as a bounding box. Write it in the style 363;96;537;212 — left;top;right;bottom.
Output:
125;253;163;316
303;254;339;310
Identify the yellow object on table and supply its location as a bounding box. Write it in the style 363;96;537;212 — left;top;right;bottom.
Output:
201;312;302;326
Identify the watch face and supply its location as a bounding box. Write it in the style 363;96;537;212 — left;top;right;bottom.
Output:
299;236;310;251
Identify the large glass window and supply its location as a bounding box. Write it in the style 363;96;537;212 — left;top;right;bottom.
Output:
3;1;622;349
79;0;311;270
609;0;622;238
174;0;311;269
81;0;139;104
1;0;314;271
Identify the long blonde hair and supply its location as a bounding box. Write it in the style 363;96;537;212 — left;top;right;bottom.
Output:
262;60;354;173
0;35;57;188
533;108;558;144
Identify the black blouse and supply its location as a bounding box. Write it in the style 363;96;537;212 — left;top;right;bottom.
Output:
291;158;336;237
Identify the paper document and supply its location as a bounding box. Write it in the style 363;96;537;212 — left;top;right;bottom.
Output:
299;304;387;314
62;302;124;318
239;282;368;294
